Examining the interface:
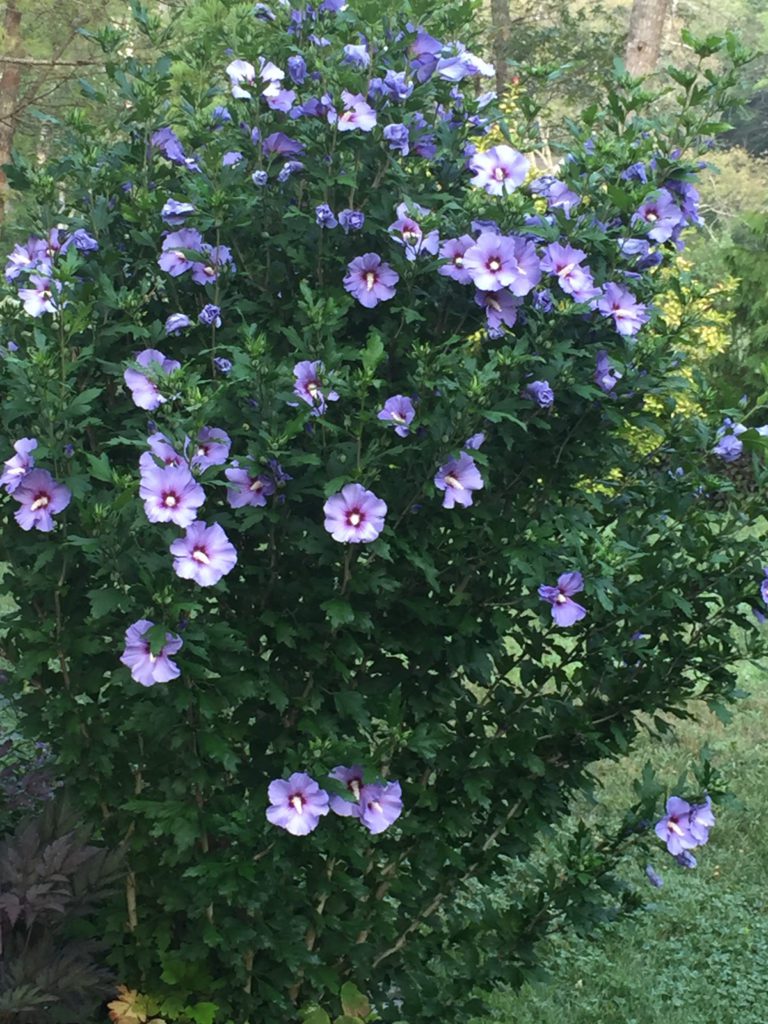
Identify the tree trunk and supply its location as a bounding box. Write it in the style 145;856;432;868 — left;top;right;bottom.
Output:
0;0;23;221
490;0;512;97
625;0;670;76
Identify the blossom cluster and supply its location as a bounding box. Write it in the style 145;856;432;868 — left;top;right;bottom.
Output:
5;226;98;317
0;438;71;532
266;767;403;836
649;795;716;879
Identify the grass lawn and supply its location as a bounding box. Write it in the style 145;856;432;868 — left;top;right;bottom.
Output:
482;661;768;1024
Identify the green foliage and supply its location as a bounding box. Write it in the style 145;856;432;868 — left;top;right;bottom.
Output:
0;4;764;1023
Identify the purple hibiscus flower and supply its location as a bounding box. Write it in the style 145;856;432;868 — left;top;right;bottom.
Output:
595;350;623;394
475;289;520;332
334;90;377;132
161;198;196;226
359;781;403;834
262;84;296;113
12;469;71;532
1;437;37;493
760;568;768;607
540;243;599;302
463;233;540;295
190;244;233;286
712;419;746;463
146;432;183;467
438;235;475;285
5;236;48;281
632;188;683;243
328;767;403;834
469;145;529;196
139;461;205;527
597;283;649;337
158;228;205;277
529;176;580;216
323;484;387;543
226;59;257;99
120;618;183;687
343;42;370;68
654;797;699;856
225;463;276;508
328;764;365;816
18;275;61;317
262;131;305;157
388;204;439;261
434;451;484;509
525;380;554;408
190;427;231;471
538;571;587;627
688;796;716;845
293;360;339;415
124;349;181;411
170;521;237;587
266;772;330;836
377;395;416;437
344;253;399;308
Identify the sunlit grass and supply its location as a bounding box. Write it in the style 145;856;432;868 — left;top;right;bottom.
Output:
482;660;768;1024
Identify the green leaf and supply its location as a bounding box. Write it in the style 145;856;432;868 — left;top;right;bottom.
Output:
321;599;355;628
87;587;125;619
302;1009;332;1024
340;982;371;1018
85;452;114;483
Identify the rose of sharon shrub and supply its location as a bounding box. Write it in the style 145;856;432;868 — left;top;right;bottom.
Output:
0;5;763;1022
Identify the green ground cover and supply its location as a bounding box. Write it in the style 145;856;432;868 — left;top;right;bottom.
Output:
482;662;768;1024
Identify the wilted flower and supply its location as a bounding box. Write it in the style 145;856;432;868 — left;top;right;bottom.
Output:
339;209;365;233
266;773;330;835
525;380;554;408
287;54;307;84
343;253;399;308
277;160;304;183
12;469;71;532
161;198;196;225
1;437;37;493
198;304;221;327
222;150;244;167
469;145;529;196
538;572;587;627
712;420;746;463
252;170;268;187
170;521;238;587
323;483;387;543
120;619;183;687
315;203;338;229
214;356;232;374
377;395;416;437
645;864;664;888
124;349;181;411
343;42;370;68
165;313;191;335
383;123;410;155
434;451;484;509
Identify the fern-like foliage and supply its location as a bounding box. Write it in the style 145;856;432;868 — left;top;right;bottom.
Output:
0;797;123;1023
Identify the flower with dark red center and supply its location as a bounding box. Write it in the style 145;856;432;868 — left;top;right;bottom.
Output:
323;483;387;543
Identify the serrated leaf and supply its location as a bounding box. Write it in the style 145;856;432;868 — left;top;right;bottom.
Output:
340;982;370;1018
